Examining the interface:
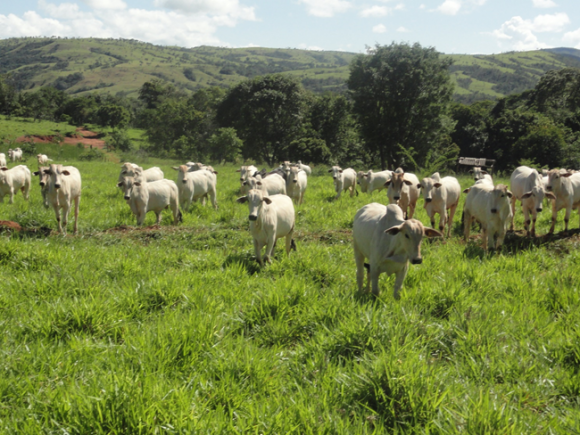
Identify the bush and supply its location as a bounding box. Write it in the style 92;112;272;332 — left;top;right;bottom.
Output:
19;141;37;157
78;148;106;161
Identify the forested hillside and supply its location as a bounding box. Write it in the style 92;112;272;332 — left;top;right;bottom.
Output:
1;37;580;102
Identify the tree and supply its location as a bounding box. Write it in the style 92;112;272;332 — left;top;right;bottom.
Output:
208;128;243;163
347;42;454;169
97;104;131;129
216;74;307;166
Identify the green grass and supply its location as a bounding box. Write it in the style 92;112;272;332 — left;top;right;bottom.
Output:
0;116;78;142
1;156;580;432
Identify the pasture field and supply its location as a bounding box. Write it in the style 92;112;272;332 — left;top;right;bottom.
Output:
1;152;580;433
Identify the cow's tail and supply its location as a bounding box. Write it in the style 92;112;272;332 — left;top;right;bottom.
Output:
291;239;297;251
364;263;370;271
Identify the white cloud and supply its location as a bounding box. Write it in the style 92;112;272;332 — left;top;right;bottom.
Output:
0;0;257;47
298;43;323;50
361;6;390;17
532;0;557;8
419;3;426;8
297;0;352;17
82;0;127;10
373;24;387;33
397;26;409;32
437;0;462;15
532;12;569;32
154;0;255;20
563;28;580;48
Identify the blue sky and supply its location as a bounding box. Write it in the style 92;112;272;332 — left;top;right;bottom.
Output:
0;0;579;54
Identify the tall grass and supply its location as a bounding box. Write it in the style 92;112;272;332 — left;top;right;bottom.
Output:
1;157;580;433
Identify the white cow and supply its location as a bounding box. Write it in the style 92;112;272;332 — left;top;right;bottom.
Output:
241;173;286;196
294;160;312;175
287;167;307;204
510;166;556;236
385;170;420;219
329;166;357;199
172;165;218;210
353;203;442;299
357;169;392;194
463;183;513;250
120;176;181;226
545;169;580;234
12;148;23;162
32;166;50;208
470;166;493;184
45;164;81;235
419;173;461;237
185;162;216;173
236;189;296;266
0;165;31;204
236;165;259;184
0;153;6;168
36;154;52;165
118;163;163;188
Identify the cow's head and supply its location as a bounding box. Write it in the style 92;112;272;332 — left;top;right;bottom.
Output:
386;172;412;201
384;218;443;265
419;177;441;204
546;169;573;192
521;183;555;213
236;189;272;221
329;166;342;180
44;164;71;190
489;184;512;214
33;166;50;187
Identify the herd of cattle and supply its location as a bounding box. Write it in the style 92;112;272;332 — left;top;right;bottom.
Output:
1;154;580;298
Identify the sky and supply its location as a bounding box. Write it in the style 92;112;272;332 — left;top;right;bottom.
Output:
0;0;579;54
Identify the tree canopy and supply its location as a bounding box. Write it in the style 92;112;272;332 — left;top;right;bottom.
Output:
347;42;454;170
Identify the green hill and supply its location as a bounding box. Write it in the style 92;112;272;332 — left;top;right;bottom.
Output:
2;37;580;102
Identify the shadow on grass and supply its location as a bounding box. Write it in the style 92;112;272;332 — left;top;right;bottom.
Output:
222;253;261;275
462;228;580;257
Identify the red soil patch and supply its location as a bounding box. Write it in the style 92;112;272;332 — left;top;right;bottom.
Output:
16;127;106;149
0;221;22;232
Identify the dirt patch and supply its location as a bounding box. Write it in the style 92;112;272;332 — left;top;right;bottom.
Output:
0;221;22;232
16;127;106;149
0;221;52;237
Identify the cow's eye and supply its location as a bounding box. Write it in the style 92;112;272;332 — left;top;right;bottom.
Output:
405;234;409;239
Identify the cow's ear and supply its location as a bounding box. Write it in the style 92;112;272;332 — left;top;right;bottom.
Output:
117;181;123;187
62;170;70;176
434;183;442;188
213;171;218;174
563;172;573;178
236;196;248;204
416;184;422;189
384;180;391;186
425;228;444;238
43;169;50;174
339;170;343;173
172;166;180;170
481;170;489;175
384;225;402;235
327;169;333;173
403;180;413;186
235;169;241;172
263;197;272;205
462;188;471;194
468;169;473;173
521;191;533;199
506;190;513;198
33;171;40;176
133;182;141;187
546;192;557;200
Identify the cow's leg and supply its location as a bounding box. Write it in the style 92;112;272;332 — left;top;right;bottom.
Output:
529;208;537;237
564;204;571;233
510;196;517;231
155;211;162;225
354;244;365;292
285;229;294;255
523;205;531;235
9;187;14;204
447;203;458;238
463;211;472;242
73;196;80;235
408;201;416;219
137;208;146;226
483;227;490;251
393;264;409;300
253;238;264;267
439;209;447;235
210;189;218;210
369;265;381;296
53;204;63;234
549;201;558;234
61;200;72;236
264;233;276;264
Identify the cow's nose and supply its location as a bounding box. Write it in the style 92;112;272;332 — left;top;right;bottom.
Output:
124;195;130;200
411;258;422;265
293;180;297;183
39;182;45;187
425;198;432;203
333;176;337;180
182;180;187;183
54;184;61;189
547;186;553;191
394;196;400;200
491;208;497;214
536;207;542;212
249;215;257;221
